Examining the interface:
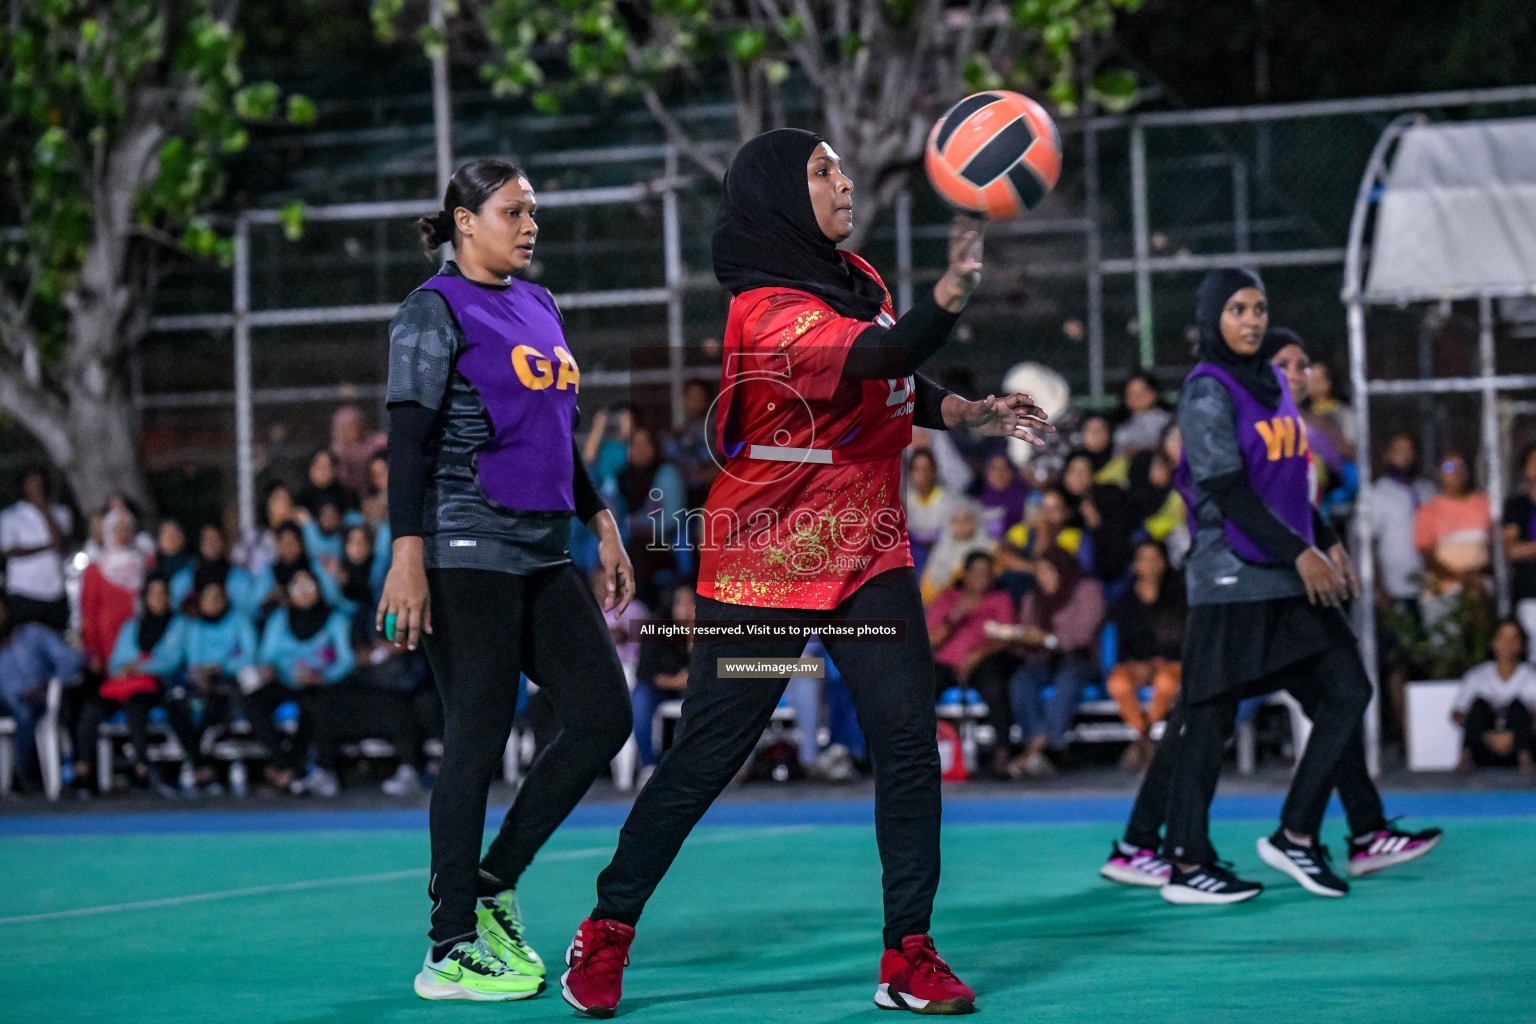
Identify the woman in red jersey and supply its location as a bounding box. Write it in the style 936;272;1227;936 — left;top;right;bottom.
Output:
560;129;1050;1018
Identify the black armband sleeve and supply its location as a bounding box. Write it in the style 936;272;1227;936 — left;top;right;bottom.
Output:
1202;469;1311;565
572;442;607;524
841;291;960;380
387;401;437;539
913;374;955;430
1312;507;1339;551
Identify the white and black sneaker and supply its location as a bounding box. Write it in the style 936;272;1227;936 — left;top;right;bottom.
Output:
1257;830;1349;897
1160;861;1264;905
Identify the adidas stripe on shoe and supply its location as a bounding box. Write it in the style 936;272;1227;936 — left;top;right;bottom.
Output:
1100;841;1172;888
1347;824;1442;877
1257;831;1348;897
1160;862;1264;905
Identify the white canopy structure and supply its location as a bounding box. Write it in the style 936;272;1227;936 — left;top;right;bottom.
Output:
1344;114;1536;774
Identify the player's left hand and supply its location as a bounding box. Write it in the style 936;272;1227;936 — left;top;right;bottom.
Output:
951;392;1053;445
1327;542;1361;600
594;510;636;615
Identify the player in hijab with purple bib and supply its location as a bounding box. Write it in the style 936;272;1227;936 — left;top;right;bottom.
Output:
1101;269;1437;905
379;159;636;1001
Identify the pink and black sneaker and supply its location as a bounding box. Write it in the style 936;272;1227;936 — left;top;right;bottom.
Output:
875;934;976;1015
560;917;634;1018
1347;822;1443;877
1100;840;1172;888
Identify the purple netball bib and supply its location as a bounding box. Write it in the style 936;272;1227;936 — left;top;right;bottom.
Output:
1175;362;1314;563
420;274;578;512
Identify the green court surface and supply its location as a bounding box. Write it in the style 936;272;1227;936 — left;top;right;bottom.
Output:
1;814;1531;1024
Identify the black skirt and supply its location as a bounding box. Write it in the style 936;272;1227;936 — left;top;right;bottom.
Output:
1180;596;1358;706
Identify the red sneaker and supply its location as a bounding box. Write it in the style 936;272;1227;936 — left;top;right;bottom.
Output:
875;935;976;1014
559;917;635;1018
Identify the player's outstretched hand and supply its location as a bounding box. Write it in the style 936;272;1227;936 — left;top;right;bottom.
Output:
947;392;1054;445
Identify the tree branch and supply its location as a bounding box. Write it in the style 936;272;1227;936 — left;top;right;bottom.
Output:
640;87;727;180
0;351;73;466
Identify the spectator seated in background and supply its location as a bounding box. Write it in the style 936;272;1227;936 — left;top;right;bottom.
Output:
333;525;378;629
234;482;297;577
667;378;721;509
1113;371;1172;457
1077;414;1123;485
171;524;255;617
297;448;359;521
998;546;1104;779
76;572;186;794
926;551;1018;778
919;500;992;603
330;404;387;499
1453;619;1536;775
1414;451;1492;626
974;453;1031;541
1502;445;1536;647
301;499;347;570
0;465;73;631
996;487;1086;602
904;448;954;575
80;509;147;688
153;518;193;581
631;584;695;778
167;579;257;793
1063;451;1136;591
248;568;355;793
0;595;83;790
1142;427;1190;567
1105;540;1186;771
248;522;345;617
361;450;392;529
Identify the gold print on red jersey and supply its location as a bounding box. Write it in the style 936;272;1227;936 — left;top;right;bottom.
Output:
778;309;826;349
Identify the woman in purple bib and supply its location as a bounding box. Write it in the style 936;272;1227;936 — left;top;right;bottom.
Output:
377;159;636;1000
1103;268;1432;905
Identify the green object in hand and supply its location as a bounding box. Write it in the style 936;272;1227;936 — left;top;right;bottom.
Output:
384;613;398;643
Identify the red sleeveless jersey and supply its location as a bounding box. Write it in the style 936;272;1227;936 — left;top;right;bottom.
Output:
696;253;916;609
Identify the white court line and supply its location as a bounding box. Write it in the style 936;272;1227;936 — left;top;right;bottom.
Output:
0;824;811;927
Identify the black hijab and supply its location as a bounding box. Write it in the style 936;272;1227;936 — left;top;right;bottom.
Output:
271;523;309;591
1126;450;1171;522
286;575;332;643
711;129;887;321
1194;267;1280;410
138;573;174;654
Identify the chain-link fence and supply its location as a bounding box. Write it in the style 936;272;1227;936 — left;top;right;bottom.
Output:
135;84;1536;527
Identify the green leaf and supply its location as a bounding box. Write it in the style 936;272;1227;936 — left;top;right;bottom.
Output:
777;16;805;44
962;54;1004;93
729;28;766;65
532;91;560;115
418;24;446;60
80;18;100;45
1089;68;1138;113
279;201;306;241
840;32;865;58
234;81;279;120
765;60;789;85
286;94;316;125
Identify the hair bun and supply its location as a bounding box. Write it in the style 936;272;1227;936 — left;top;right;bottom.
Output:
416;209;454;250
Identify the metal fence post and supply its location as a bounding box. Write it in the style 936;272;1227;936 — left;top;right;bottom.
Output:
1130;121;1154;369
1481;293;1510;616
663;146;686;427
1084;118;1105;399
430;0;453;197
895;191;913;316
1233;159;1250;254
233;215;254;536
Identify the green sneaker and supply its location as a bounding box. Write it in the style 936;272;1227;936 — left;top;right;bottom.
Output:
413;937;544;1001
476;888;546;979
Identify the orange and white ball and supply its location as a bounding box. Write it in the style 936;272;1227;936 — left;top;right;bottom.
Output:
924;91;1062;220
